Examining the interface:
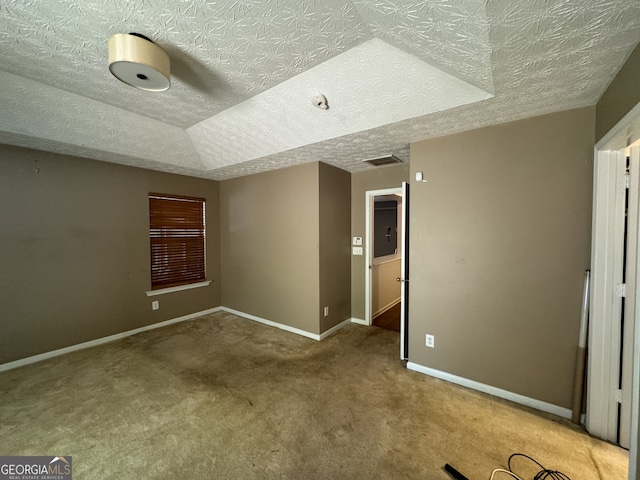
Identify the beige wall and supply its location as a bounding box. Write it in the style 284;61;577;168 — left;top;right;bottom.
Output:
3;153;350;362
372;259;401;317
220;162;321;334
0;145;221;364
351;165;409;320
409;107;595;408
596;42;640;142
319;162;352;333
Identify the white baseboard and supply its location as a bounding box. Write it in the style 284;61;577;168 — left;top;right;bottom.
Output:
320;318;352;340
220;307;320;340
1;307;358;373
373;298;401;319
0;307;223;373
350;317;368;326
406;362;572;420
220;307;351;341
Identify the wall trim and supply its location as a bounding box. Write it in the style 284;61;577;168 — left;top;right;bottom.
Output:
372;256;401;267
406;362;572;420
220;307;351;341
0;307;356;373
351;317;368;325
0;307;223;373
220;307;320;340
373;298;401;319
319;318;352;340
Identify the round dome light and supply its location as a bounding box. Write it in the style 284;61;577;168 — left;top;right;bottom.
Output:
108;33;170;91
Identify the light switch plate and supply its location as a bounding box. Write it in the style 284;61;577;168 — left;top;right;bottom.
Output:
353;236;363;246
353;246;363;255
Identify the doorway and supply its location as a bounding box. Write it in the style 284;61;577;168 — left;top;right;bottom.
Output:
371;193;402;332
365;184;409;360
365;188;402;330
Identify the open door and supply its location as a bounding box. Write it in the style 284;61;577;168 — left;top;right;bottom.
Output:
400;181;410;360
590;101;640;479
589;146;638;449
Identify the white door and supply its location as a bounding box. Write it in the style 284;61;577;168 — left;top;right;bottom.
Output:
589;148;637;449
589;104;640;479
400;181;410;360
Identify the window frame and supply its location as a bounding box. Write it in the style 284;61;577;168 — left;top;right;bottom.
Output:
148;192;207;291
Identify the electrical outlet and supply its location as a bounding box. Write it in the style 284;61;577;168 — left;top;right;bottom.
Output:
152;300;159;310
426;334;435;348
324;306;329;317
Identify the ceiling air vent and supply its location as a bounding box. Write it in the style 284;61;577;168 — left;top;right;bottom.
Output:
362;154;403;167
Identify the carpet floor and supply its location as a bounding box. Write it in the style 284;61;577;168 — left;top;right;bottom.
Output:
0;311;628;479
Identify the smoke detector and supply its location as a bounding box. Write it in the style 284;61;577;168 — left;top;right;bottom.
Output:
312;94;329;110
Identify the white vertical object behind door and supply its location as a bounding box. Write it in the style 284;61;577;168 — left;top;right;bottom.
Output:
588;150;627;442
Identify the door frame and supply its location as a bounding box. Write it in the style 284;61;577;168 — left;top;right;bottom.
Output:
400;181;410;360
364;187;403;326
589;101;640;479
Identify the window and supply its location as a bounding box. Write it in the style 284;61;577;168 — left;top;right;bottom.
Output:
149;193;206;290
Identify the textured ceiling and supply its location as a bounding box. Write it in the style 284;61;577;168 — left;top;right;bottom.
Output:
188;38;492;169
0;0;639;180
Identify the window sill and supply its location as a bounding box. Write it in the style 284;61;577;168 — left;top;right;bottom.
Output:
145;280;212;297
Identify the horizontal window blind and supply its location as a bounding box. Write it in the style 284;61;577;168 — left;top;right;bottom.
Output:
149;193;206;289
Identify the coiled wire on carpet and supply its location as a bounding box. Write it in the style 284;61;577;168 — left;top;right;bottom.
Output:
446;452;571;480
488;453;570;480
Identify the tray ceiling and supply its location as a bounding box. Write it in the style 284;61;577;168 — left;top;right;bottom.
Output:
0;0;639;180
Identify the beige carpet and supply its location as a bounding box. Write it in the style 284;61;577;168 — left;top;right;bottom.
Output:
0;311;628;479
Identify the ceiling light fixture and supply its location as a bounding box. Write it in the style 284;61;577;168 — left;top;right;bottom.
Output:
108;33;170;91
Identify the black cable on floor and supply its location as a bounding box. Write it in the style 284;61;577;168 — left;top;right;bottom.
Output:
507;453;571;480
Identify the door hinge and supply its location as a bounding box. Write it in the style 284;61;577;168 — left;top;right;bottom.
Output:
625;172;630;189
615;389;623;404
616;283;626;297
